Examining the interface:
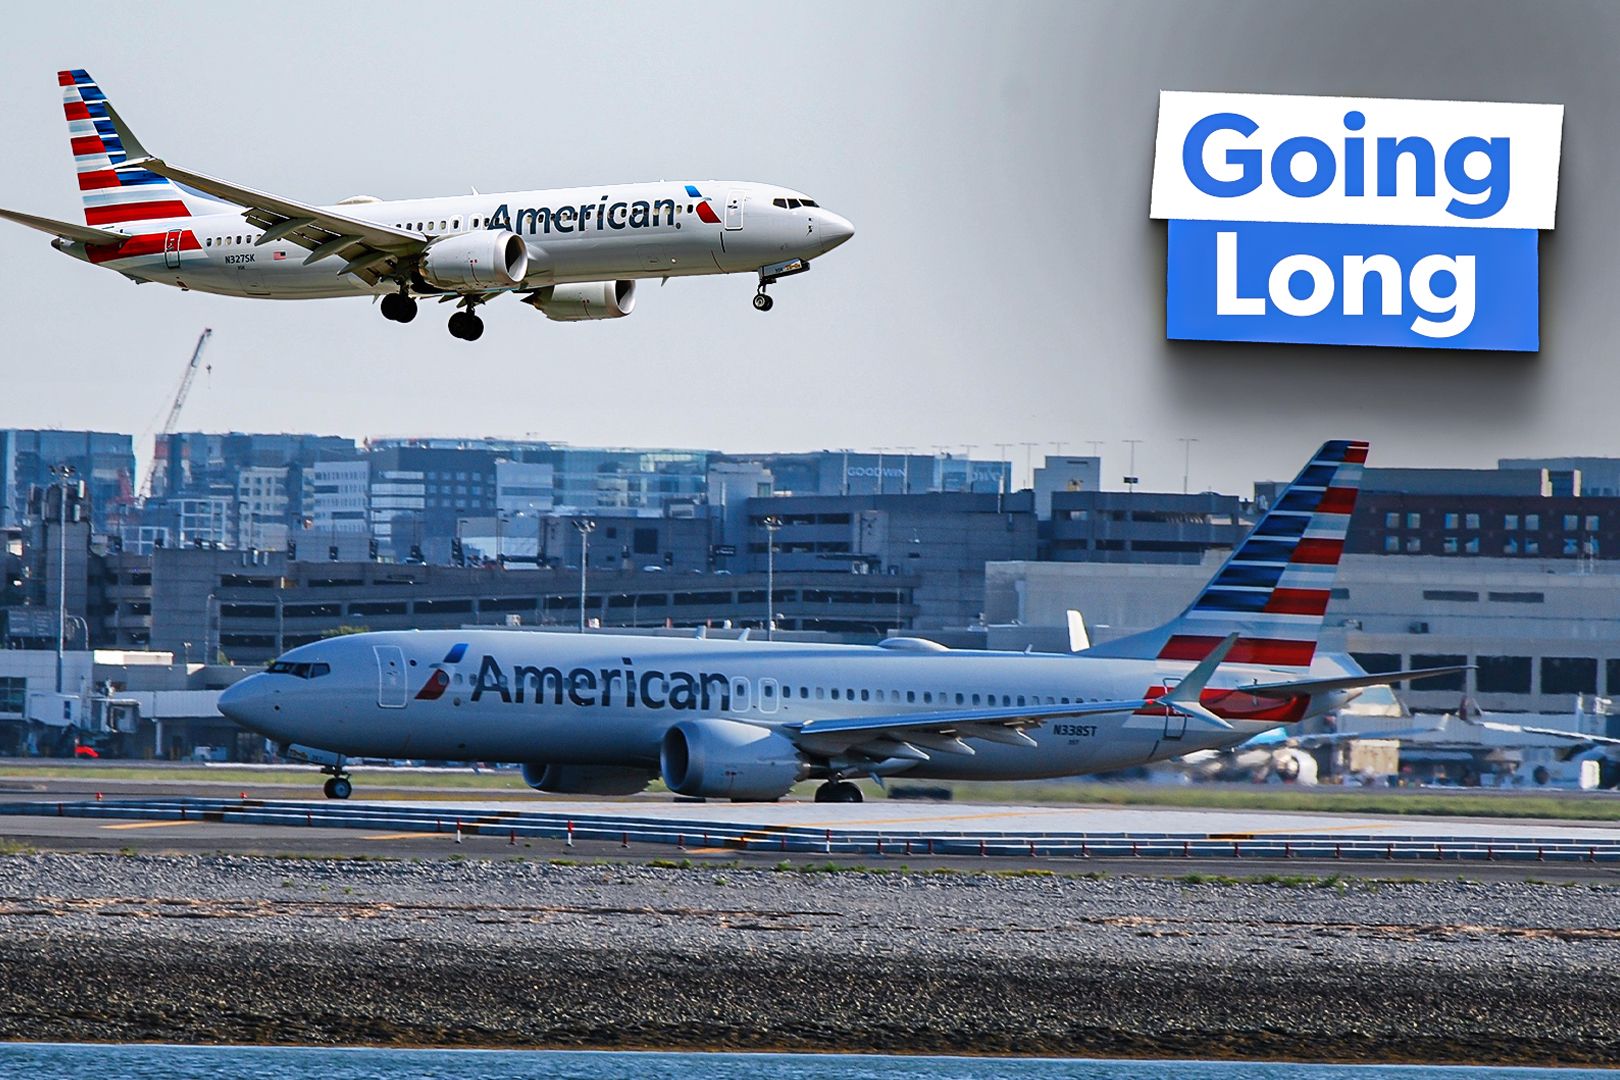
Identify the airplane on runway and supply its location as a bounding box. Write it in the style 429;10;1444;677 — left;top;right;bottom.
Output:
0;69;855;340
218;440;1466;802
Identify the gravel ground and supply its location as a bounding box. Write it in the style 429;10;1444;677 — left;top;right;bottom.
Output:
0;852;1616;1065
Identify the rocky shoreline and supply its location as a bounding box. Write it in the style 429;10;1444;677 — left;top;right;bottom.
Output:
0;852;1616;1065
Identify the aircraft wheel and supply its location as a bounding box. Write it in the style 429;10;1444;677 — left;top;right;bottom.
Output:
380;293;403;321
396;295;418;323
752;292;774;312
462;313;485;341
324;776;352;800
817;781;861;803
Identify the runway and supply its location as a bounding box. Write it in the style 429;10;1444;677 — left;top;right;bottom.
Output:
4;794;1619;871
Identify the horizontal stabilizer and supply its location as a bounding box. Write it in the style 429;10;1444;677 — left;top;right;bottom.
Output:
1241;665;1473;698
0;205;129;245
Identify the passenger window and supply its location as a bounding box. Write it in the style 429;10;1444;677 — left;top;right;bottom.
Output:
860;689;870;701
874;690;884;702
922;692;932;703
907;691;916;703
955;693;965;705
453;219;460;229
830;688;839;700
972;694;981;706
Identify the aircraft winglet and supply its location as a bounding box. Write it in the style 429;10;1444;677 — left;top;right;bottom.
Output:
1158;632;1239;730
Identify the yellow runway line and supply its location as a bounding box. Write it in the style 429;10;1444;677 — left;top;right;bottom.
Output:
361;832;436;841
1209;820;1394;839
100;820;201;831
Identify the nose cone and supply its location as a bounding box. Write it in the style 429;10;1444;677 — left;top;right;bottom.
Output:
218;674;279;736
819;211;855;254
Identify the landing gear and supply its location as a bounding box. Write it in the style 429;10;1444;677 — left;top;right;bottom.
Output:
448;309;485;341
380;291;418;323
814;781;863;803
321;756;352;799
753;258;809;312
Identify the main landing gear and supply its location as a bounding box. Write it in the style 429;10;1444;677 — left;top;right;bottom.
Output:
448;303;486;341
814;780;863;803
321;757;353;800
380;291;418;323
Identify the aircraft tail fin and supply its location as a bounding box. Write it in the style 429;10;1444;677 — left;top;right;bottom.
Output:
1080;440;1368;668
58;68;233;227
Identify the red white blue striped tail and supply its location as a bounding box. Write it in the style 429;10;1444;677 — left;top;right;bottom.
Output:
58;68;228;227
1081;440;1368;668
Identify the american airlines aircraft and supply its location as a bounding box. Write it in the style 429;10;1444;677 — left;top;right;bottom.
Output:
0;70;855;340
217;441;1462;801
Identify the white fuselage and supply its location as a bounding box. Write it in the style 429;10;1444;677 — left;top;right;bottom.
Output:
61;180;850;299
218;629;1319;782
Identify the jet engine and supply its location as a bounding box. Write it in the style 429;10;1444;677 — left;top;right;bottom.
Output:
525;280;636;321
1269;747;1319;785
420;230;529;290
660;718;806;800
520;762;655;796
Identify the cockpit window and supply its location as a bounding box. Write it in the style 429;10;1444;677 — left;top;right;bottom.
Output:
267;661;331;679
772;198;787;208
800;198;818;208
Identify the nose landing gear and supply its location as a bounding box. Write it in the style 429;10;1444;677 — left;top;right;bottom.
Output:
321;757;353;799
752;257;810;312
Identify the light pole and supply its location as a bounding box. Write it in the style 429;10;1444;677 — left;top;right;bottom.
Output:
1020;442;1038;491
574;518;596;632
763;515;782;641
1179;437;1200;495
1123;439;1142;494
49;464;76;694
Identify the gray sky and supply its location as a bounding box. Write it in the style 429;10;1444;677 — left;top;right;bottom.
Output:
2;1;1616;492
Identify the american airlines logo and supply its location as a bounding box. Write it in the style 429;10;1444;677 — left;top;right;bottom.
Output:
467;655;742;711
485;185;717;236
1150;91;1564;351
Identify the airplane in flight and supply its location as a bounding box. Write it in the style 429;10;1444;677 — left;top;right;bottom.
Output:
218;440;1464;801
0;69;855;340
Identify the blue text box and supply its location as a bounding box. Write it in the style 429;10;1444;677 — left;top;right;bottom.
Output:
1166;219;1539;351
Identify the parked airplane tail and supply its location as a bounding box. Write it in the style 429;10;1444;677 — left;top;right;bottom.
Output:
1080;439;1369;668
58;68;233;226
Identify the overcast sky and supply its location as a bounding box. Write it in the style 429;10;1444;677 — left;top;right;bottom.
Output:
2;1;1617;493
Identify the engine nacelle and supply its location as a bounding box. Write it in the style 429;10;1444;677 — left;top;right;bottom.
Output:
520;762;655;796
660;717;806;801
1270;748;1319;785
526;280;636;321
420;230;529;290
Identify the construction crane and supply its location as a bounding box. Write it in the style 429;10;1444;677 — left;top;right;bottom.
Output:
139;328;213;501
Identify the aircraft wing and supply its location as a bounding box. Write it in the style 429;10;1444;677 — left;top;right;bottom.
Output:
785;632;1243;758
1236;665;1472;698
1284;724;1439;748
131;158;424;284
94;97;425;286
1472;719;1620;747
0;205;130;245
786;697;1157;756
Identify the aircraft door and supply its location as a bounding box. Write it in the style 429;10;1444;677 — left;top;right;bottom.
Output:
724;191;744;230
731;676;751;711
758;678;780;714
1161;676;1185;740
163;229;183;270
376;645;408;709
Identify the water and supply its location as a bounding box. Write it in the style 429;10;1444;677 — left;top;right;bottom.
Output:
0;1046;1608;1080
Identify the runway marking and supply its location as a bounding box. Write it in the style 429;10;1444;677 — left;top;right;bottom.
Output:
100;820;201;830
